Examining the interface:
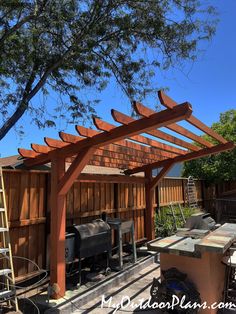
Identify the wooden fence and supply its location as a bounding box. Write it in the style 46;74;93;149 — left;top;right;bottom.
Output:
1;169;204;279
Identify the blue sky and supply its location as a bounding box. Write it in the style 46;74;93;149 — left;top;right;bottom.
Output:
1;0;236;158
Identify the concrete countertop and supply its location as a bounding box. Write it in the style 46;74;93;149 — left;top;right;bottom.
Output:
148;223;236;257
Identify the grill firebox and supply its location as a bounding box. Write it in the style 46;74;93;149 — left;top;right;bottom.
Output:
67;219;111;284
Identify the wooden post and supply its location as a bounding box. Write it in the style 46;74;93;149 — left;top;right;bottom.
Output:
145;163;174;241
50;155;66;299
145;168;155;241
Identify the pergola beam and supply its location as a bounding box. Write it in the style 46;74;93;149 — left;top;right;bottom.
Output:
158;90;228;144
111;109;199;152
126;141;235;174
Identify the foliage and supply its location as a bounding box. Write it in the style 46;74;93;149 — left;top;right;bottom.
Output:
0;0;217;139
155;205;195;237
182;110;236;184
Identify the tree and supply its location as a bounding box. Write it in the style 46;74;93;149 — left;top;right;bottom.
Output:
0;0;217;140
182;110;236;184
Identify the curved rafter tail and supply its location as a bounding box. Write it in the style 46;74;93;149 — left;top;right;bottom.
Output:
75;125;99;137
18;148;40;158
59;131;82;144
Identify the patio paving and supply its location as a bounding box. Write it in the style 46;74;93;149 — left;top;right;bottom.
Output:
72;262;160;314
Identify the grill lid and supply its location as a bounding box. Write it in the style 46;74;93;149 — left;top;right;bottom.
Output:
185;212;216;230
71;219;110;239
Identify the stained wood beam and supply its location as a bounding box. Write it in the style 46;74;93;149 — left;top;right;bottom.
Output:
134;101;213;148
93;117;186;155
149;163;175;191
24;103;192;167
58;147;96;195
158;90;228;144
111;109;199;152
77;125;175;159
126;141;235;174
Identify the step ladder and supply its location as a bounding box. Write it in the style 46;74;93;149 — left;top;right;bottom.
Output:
168;202;186;231
0;168;18;311
186;176;198;209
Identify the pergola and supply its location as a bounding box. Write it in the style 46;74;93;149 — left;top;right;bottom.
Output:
18;91;234;298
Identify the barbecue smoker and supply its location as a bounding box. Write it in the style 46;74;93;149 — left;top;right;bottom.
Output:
67;219;111;284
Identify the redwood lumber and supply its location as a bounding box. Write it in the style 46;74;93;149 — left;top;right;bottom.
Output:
149;163;175;191
18;148;40;158
158;90;228;144
24;103;192;167
50;156;66;299
111;109;199;152
93;117;186;155
45;137;69;148
60;131;162;162
134;101;213;148
126;142;235;174
58;147;95;195
145;169;155;241
31;144;53;154
59;131;82;143
77;125;174;158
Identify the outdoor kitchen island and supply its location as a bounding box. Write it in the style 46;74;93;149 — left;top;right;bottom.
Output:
148;223;236;314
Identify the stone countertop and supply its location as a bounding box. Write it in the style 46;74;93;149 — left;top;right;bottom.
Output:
147;223;236;257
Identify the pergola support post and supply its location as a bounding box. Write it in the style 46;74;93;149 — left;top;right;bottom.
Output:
145;169;155;241
50;155;66;299
145;163;175;241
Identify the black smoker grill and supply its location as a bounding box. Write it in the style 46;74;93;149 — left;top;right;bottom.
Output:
67;219;111;284
185;212;216;230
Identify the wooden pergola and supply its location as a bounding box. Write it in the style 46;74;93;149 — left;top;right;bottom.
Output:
18;91;234;298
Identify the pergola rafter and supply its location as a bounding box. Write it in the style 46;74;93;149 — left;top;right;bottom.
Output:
17;91;234;299
111;108;200;152
158;91;228;144
91;117;187;155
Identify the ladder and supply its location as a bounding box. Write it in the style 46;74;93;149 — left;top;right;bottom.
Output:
168;202;186;231
0;168;18;311
186;176;198;209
